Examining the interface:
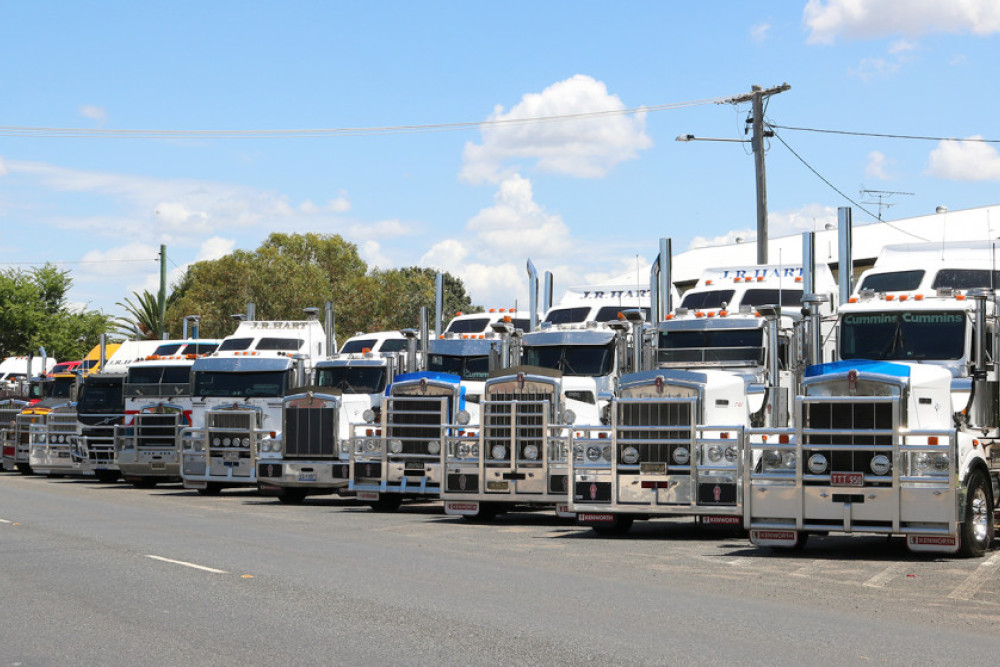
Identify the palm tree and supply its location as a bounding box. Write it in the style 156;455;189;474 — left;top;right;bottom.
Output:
115;290;166;340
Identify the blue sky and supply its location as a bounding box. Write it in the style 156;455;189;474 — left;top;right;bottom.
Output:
1;1;998;318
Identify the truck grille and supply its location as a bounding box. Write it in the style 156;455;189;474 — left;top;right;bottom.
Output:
386;397;445;455
208;411;256;430
47;411;79;446
284;406;337;459
133;413;181;449
206;410;255;455
483;388;554;461
802;400;894;479
82;421;119;462
616;400;693;466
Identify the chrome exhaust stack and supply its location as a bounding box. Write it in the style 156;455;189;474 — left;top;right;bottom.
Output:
434;272;444;339
526;259;539;332
967;288;998;429
837;207;853;306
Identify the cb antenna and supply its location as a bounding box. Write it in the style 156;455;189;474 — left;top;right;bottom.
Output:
860;189;913;221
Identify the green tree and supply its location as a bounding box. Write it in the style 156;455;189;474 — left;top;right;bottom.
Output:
0;264;114;362
115;289;170;339
165;233;478;342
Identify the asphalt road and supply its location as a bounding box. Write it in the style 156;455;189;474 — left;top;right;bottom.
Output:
2;473;999;666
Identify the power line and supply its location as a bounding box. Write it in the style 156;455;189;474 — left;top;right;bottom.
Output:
0;258;158;266
771;124;1000;143
768;127;931;242
0;97;728;140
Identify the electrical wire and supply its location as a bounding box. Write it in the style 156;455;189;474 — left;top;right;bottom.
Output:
0;97;729;140
768;127;932;242
771;124;1000;143
0;258;158;266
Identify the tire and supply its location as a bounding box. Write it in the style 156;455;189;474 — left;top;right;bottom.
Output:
462;503;498;522
131;478;158;489
773;531;809;551
16;462;33;475
959;470;995;558
368;495;402;512
591;515;634;537
197;483;222;496
94;470;121;484
277;488;307;505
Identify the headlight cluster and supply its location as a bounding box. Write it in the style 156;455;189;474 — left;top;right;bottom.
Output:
705;445;737;464
912;451;949;474
454;441;481;458
585;445;612;462
354;437;382;453
762;449;796;472
261;440;282;454
211;436;251;448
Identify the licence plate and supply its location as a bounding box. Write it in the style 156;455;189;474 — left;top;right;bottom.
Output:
57;452;70;458
357;491;379;501
223;451;240;462
404;462;425;471
831;472;863;487
487;480;509;491
298;473;317;482
640;462;667;474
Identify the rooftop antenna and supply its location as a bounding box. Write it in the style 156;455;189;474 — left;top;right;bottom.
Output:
860;189;913;222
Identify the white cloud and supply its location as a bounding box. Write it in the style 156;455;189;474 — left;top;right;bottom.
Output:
77;242;160;284
460;74;652;184
348;218;413;240
866;150;892;180
805;0;1000;44
465;174;570;256
360;240;392;269
0;156;7;176
299;200;319;214
328;191;351;212
688;204;838;249
421;239;468;269
888;39;917;54
79;105;108;125
750;22;771;43
927;137;1000;181
196;236;236;262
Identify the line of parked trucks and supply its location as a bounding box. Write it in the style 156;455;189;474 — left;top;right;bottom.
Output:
3;208;999;557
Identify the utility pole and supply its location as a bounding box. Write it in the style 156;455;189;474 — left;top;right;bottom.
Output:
725;83;791;265
159;244;167;339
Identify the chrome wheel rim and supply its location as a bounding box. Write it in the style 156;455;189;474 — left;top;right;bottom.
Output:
971;487;989;544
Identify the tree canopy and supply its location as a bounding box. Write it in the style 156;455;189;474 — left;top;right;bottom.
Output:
166;233;477;341
0;265;114;362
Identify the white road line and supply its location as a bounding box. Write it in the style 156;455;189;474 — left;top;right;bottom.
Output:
791;559;825;578
0;519;13;524
947;552;1000;600
863;562;907;588
144;555;228;574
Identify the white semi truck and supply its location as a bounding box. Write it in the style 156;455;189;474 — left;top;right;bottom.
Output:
747;224;1000;556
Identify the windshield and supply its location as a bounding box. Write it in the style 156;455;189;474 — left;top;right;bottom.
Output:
316;366;388;394
840;311;966;361
543;307;591;324
182;342;219;355
524;343;614;377
218;337;253;352
680;290;736;310
45;376;76;399
931;269;1000;291
154;344;182;355
128;365;191;387
340;339;376;354
658;328;764;364
859;270;924;292
193;370;289;397
741;289;803;308
78;379;124;413
256;337;303;351
593;306;651;323
446;318;490;334
426;354;490;381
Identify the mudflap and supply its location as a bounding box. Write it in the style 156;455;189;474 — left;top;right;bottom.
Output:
184;480;207;490
444;501;480;516
356;491;380;502
577;512;617;526
701;515;742;527
555;503;574;519
750;529;802;548
906;534;961;554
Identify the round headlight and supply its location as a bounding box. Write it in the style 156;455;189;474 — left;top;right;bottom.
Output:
586;445;602;462
471;444;479;457
621;446;639;464
362;409;376;423
457;442;470;457
913;452;930;472
58;434;65;443
762;449;781;468
353;437;365;451
871;454;891;476
212;437;221;446
724;446;737;463
602;445;612;462
389;439;403;454
523;443;539;460
262;442;271;452
561;409;576;425
456;410;471;426
365;439;379;452
707;446;722;462
427;440;441;455
223;437;231;446
491;444;507;459
341;439;350;453
573;444;584;456
781;452;797;469
242;437;251;447
931;452;949;472
807;453;829;474
673;446;690;465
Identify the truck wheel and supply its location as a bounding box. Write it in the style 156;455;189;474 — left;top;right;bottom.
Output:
369;495;402;512
131;478;158;489
95;470;120;483
278;488;307;505
462;503;498;522
16;463;33;475
959;470;995;558
592;516;634;537
197;483;222;496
